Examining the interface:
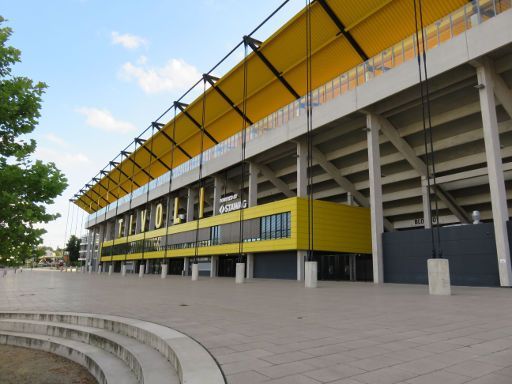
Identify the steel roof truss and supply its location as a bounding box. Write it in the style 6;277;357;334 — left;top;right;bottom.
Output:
316;0;369;61
244;35;300;99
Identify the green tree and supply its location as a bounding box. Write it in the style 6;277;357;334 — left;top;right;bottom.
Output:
0;16;67;264
65;235;81;263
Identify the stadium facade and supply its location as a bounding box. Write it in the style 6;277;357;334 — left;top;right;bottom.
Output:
75;0;512;287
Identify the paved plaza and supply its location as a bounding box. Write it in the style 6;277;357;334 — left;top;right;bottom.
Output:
1;270;512;384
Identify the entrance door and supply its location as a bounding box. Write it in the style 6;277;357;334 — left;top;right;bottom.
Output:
168;258;184;275
318;254;350;281
218;256;236;277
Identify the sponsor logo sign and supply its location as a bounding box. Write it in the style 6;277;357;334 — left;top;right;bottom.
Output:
218;193;247;214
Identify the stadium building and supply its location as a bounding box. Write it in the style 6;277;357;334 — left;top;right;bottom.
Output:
75;0;512;287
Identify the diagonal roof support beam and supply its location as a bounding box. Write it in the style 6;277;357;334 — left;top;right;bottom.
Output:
135;137;171;171
121;150;154;180
204;74;254;126
174;102;219;145
93;177;119;200
316;0;369;61
490;71;512;120
243;35;300;99
85;183;110;206
252;162;295;198
372;113;471;223
100;170;130;195
78;190;100;211
311;146;394;231
110;160;141;188
152;122;192;159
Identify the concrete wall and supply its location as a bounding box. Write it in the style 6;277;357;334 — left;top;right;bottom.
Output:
383;223;500;286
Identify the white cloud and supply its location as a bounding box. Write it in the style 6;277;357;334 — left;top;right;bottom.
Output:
111;31;147;49
45;132;67;147
35;147;90;166
119;58;201;94
76;107;136;133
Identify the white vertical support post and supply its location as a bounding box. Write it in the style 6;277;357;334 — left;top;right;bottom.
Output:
186;187;196;222
213;176;224;216
108;263;113;276
346;192;354;206
366;113;384;284
183;258;189;276
477;59;512;287
248;162;258;207
210;256;218;277
297;250;306;281
191;262;199;281
145;259;150;274
161;263;168;279
121;262;127;276
421;176;432;229
297;140;308;281
296;140;308;198
246;162;258;280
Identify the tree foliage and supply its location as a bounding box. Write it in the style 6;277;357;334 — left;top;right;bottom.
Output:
66;235;80;263
0;16;67;264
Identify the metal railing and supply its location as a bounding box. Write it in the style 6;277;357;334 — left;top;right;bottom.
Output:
87;0;510;224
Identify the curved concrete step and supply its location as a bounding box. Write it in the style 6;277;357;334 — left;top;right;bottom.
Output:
0;330;138;384
0;318;179;384
0;311;225;384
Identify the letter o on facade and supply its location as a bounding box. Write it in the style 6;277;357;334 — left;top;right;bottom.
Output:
155;203;163;228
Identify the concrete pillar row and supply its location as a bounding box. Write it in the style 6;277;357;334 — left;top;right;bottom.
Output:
476;59;512;287
366;113;384;284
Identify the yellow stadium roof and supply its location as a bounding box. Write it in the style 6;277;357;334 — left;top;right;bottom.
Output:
75;0;466;213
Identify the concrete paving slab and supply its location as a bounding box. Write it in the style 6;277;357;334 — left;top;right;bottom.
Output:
2;270;512;384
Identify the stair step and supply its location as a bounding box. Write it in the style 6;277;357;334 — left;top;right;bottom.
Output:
0;311;226;384
0;330;138;384
0;318;179;384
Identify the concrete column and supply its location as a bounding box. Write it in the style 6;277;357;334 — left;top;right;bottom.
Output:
297;141;308;282
366;113;384;284
187;188;196;222
145;259;150;274
191;263;199;281
210;256;218;277
427;259;451;295
121;262;127;276
477;59;512;287
346;192;354;206
108;264;113;275
297;250;306;281
296;140;308;198
183;258;189;276
421;176;432;229
161;263;168;279
235;263;245;284
305;261;317;288
213;176;224;216
98;264;103;274
246;253;254;279
248;162;259;208
139;264;145;278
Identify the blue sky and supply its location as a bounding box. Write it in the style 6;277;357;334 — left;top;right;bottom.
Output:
3;0;305;248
